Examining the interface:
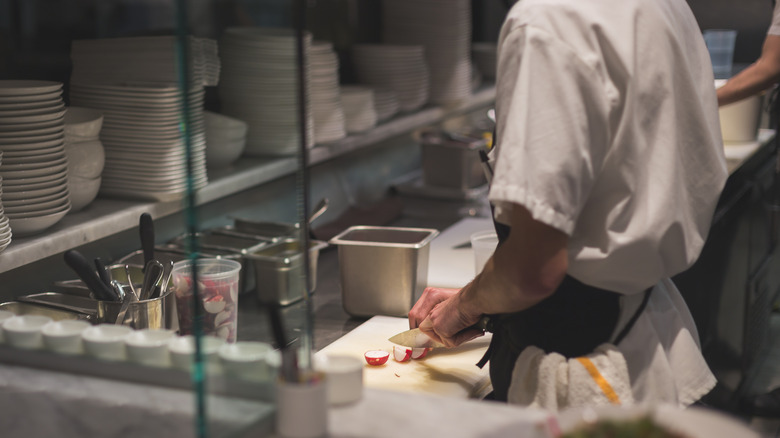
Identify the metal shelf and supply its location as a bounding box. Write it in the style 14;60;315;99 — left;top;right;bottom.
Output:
0;86;496;274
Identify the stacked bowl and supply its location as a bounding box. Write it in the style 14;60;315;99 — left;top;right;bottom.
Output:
340;86;378;134
0;80;71;237
63;107;104;212
373;89;401;123
204;110;247;169
382;0;473;105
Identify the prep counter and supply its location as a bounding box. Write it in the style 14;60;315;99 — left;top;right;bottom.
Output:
0;129;774;437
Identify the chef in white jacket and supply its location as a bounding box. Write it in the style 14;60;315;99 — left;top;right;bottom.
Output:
409;0;725;408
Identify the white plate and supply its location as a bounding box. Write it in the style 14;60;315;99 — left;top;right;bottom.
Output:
3;183;68;201
0;90;61;104
0;131;64;145
0;108;66;125
0;80;62;96
3;186;68;205
3;150;65;165
0;116;64;132
5;199;70;218
7;206;69;237
0;125;63;139
4;196;70;215
1;168;68;185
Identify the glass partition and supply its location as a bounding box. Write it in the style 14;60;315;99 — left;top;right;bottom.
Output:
0;0;502;435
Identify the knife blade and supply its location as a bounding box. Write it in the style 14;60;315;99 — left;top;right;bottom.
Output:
388;316;491;349
388;328;446;349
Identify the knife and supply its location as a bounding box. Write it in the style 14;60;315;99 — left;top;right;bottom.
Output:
388;316;490;349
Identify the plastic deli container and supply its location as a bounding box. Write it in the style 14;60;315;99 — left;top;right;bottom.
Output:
171;258;242;342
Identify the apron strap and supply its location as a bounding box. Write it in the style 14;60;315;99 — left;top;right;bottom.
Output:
611;287;652;346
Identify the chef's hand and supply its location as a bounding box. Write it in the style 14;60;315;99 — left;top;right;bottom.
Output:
408;287;459;329
417;291;484;348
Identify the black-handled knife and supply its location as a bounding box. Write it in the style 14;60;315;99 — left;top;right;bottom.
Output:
64;250;120;302
94;257;111;287
139;213;155;271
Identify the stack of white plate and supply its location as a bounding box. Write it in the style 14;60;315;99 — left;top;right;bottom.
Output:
69;82;208;202
70;36;220;87
0;152;10;251
340;86;378;134
373;89;401;122
352;44;429;112
310;41;346;143
218;27;315;156
382;0;472;105
0;80;70;237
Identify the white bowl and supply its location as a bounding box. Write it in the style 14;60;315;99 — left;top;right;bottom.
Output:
41;320;91;355
218;341;275;382
168;335;226;372
63;106;104;140
64;138;104;179
0;310;17;343
125;328;176;367
313;354;364;405
7;206;70;237
81;323;132;361
2;315;53;349
67;175;101;212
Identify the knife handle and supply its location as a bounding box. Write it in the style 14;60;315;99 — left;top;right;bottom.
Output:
474;315;491;332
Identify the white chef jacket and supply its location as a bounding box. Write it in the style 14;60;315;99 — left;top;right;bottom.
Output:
491;0;726;406
769;0;780;36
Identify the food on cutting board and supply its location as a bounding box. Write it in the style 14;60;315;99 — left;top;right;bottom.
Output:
559;416;688;438
365;350;390;366
393;345;412;362
365;346;432;365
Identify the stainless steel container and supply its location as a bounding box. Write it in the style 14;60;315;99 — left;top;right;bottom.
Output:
15;291;179;331
420;130;488;189
329;226;439;317
245;238;328;306
231;219;301;241
166;233;269;295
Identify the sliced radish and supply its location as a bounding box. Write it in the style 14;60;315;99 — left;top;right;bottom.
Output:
203;296;226;313
364;350;390;366
393;345;412;362
411;347;430;359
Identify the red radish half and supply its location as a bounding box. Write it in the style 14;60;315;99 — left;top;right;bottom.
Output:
411;347;430;359
364;350;390;366
393;345;412;362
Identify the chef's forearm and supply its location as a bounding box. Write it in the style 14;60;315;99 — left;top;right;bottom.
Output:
717;34;780;106
459;242;565;316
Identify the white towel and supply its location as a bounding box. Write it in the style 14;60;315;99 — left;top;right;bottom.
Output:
507;343;635;411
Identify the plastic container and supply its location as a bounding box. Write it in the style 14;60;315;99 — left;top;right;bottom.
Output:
171;258;242;343
329;226;439;317
703;29;737;79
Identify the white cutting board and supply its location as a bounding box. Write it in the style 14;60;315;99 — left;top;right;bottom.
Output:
426;217;495;289
317;316;492;399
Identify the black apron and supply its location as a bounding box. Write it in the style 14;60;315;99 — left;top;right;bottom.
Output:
477;209;649;402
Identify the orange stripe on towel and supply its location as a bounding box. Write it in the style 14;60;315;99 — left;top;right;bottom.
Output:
575;357;621;405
